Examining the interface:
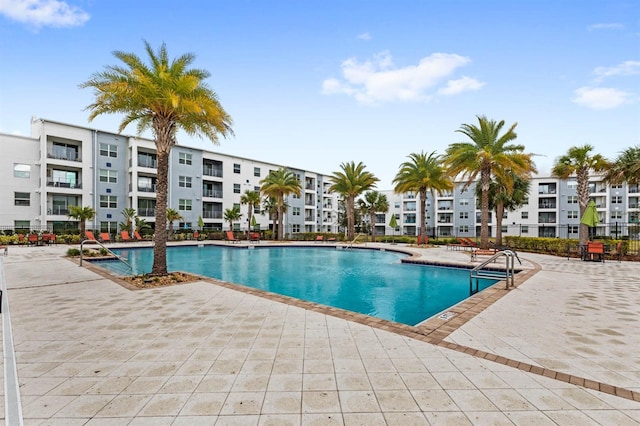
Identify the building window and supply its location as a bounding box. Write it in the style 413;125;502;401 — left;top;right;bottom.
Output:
459;212;468;219
99;143;117;158
567;180;577;189
459;198;469;206
611;184;623;189
521;226;529;234
459;225;469;233
254;167;261;177
501;225;508;233
178;176;192;188
99;169;117;183
292;224;301;233
14;192;30;206
611;196;622;204
292;193;299;199
99;195;117;209
233;163;241;174
292;207;301;216
14;163;31;178
179;199;192;211
568;225;579;234
100;222;118;233
567;211;578;219
233;183;241;194
521;212;528;219
178;222;192;229
178;152;192;165
15;220;30;232
233;203;240;210
611;211;623;219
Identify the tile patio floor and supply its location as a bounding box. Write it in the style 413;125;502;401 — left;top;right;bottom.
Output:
0;242;639;425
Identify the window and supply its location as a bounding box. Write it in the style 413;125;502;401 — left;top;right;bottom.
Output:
15;220;30;232
611;211;623;219
292;207;301;216
233;183;241;194
99;143;117;158
459;225;469;233
394;202;400;208
254;186;260;192
178;152;192;165
100;222;118;233
568;225;579;234
178;222;192;229
100;195;117;209
179;176;192;188
292;224;301;233
14;163;31;178
611;196;622;204
567;180;577;189
233;203;241;211
14;192;30;206
521;212;529;219
459;212;468;219
179;199;192;211
99;169;117;183
459;198;469;206
567;211;578;219
233;163;241;174
521;226;529;234
567;195;578;204
292;193;299;199
611;183;623;189
254;167;261;177
501;225;508;233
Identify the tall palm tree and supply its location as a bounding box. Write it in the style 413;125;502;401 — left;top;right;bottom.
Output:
393;151;453;244
476;173;531;246
605;145;640;185
240;190;261;239
81;41;233;276
329;161;379;241
358;191;389;242
260;168;302;240
68;205;96;237
552;144;608;245
444;116;536;248
166;208;183;239
223;206;242;231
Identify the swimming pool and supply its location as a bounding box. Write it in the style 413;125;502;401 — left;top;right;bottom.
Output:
97;246;497;326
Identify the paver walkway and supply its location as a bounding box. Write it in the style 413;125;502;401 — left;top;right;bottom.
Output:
1;243;639;425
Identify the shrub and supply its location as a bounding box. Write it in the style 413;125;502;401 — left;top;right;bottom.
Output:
66;248;81;256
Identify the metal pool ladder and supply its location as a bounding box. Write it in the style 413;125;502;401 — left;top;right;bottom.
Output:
469;250;517;295
79;239;133;272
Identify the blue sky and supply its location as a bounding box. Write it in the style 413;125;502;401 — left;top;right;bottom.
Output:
0;0;638;188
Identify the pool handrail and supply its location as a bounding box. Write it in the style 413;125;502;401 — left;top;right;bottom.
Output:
79;239;133;272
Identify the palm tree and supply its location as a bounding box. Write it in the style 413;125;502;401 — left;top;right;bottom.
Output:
119;207;137;234
260;168;302;240
605;145;640;185
552;144;608;245
223;205;242;231
81;41;233;276
329;161;379;241
240;190;261;239
393;151;453;244
444;116;536;248
358;191;389;242
68;205;96;237
476;173;531;246
166;208;183;239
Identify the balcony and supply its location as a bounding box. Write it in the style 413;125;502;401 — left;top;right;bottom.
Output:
48;148;80;162
203;189;223;198
47;178;82;189
138;208;155;217
138;184;157;193
138;158;157;168
203;211;223;219
538;201;556;209
203;166;223;178
48;206;75;215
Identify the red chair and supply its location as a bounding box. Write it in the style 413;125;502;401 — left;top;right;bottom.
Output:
100;233;111;243
133;230;144;241
28;233;39;245
120;231;132;242
85;231;97;241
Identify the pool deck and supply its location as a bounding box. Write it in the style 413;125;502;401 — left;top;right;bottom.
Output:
1;241;639;425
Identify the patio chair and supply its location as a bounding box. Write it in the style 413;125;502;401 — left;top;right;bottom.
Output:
315;235;324;243
100;233;111;243
84;231;97;241
41;233;56;245
586;241;605;262
447;238;468;251
134;230;144;241
462;238;478;248
226;231;240;243
120;231;132;242
249;232;260;243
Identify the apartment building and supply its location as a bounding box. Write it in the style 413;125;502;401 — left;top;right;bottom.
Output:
0;118;340;235
380;175;639;240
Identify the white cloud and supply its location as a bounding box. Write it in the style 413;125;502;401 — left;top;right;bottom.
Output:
0;0;89;29
438;76;485;95
357;32;371;41
593;60;640;81
572;86;629;109
588;23;624;31
322;51;482;104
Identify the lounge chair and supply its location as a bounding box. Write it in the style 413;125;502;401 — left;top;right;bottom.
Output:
447;238;468;251
249;232;260;243
100;232;111;243
315;235;324;243
193;231;199;240
134;230;144;241
42;233;56;245
327;237;336;243
226;231;240;243
462;238;478;248
585;241;605;262
120;231;132;242
85;231;97;241
417;235;428;245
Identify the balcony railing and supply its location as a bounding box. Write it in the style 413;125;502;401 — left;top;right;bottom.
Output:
138;208;155;217
203;211;223;219
48;149;80;162
138;185;157;193
203;189;223;198
47;178;82;189
538;189;556;194
138;158;157;168
203;167;223;177
538;202;556;209
48;206;75;215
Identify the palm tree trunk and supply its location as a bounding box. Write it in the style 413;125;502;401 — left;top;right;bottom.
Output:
347;196;355;241
419;188;427;244
152;149;169;275
370;211;376;242
577;167;589;245
495;202;505;246
480;169;491;249
277;197;283;240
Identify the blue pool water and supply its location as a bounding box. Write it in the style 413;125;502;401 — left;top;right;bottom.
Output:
98;246;496;325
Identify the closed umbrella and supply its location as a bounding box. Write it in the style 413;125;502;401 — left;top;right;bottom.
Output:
389;214;398;244
580;199;600;240
251;215;257;231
